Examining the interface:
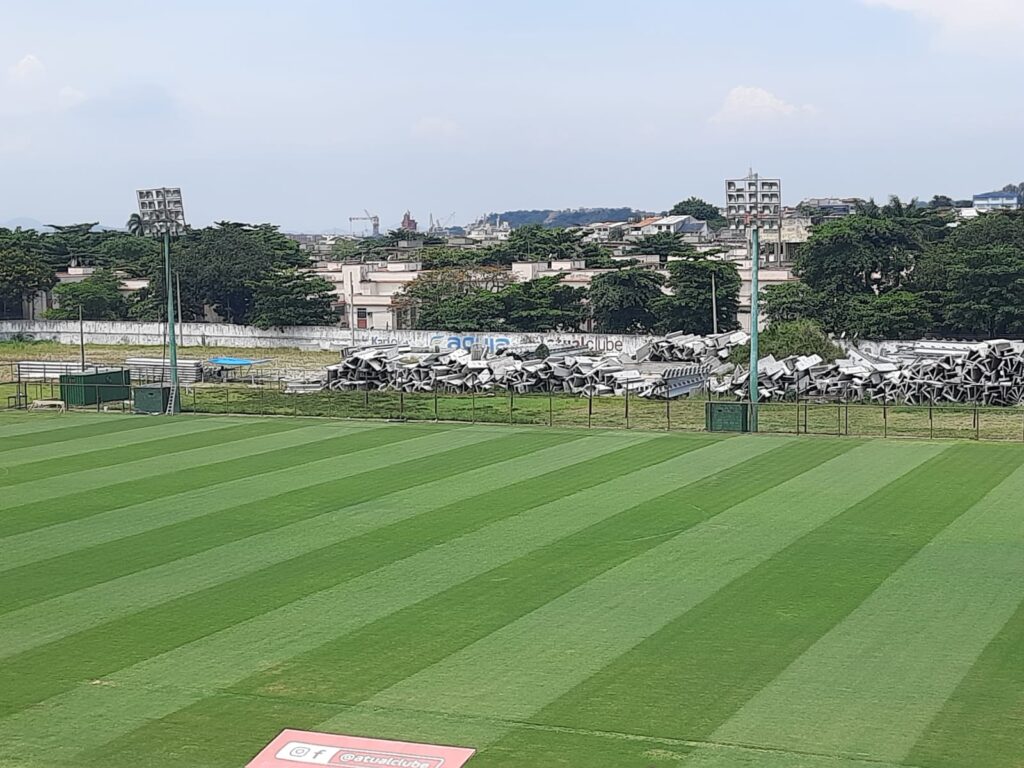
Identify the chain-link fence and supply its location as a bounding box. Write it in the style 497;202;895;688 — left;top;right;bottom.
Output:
7;379;1024;442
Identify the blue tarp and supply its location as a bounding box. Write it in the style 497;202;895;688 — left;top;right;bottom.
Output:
207;357;271;366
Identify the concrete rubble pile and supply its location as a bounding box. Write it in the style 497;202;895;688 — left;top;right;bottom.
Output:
323;340;728;399
712;339;1024;405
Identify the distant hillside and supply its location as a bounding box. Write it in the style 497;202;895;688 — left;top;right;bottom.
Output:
484;208;647;229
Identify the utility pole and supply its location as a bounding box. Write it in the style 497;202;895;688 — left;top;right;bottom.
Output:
710;270;718;335
78;304;86;370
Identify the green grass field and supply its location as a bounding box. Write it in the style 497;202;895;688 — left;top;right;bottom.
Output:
0;412;1022;768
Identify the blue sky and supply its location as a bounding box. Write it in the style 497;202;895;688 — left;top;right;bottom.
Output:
1;0;1021;231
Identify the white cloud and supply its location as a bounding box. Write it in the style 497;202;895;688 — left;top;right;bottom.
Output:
8;54;45;84
56;86;87;108
411;116;461;141
709;86;817;125
863;0;1024;53
2;55;86;114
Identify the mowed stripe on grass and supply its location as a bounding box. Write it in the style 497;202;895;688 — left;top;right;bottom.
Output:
0;435;787;764
312;440;942;760
1;413;1021;768
0;430;655;656
86;439;857;766
0;421;431;531
0;427;557;619
707;445;1024;764
0;418;306;485
476;442;1014;767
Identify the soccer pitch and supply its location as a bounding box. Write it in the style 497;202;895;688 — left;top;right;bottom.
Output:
0;413;1022;768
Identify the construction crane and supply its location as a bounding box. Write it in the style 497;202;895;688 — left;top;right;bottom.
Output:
348;209;380;237
427;211;456;235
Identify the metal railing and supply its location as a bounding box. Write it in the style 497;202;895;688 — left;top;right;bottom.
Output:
7;379;1024;443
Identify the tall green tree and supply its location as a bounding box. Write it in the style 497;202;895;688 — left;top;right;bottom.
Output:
44;270;127;321
587;268;664;333
0;245;56;318
126;213;145;236
794;216;919;296
669;197;726;229
654;260;740;334
247;268;339;329
629;232;694;262
499;275;586;332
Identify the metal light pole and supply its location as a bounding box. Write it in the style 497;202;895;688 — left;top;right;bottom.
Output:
164;231;179;410
749;226;760;431
137;187;186;414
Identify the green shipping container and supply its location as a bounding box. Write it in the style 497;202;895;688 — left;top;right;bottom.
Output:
59;368;131;406
134;384;178;414
706;401;750;432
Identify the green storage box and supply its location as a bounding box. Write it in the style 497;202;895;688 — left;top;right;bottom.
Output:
59;368;131;406
706;401;750;432
134;384;179;414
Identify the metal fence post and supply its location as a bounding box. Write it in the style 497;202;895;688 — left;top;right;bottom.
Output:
665;396;671;432
509;388;514;425
795;396;800;434
433;388;439;421
470;389;475;423
836;404;841;436
929;399;934;440
548;383;553;427
625;387;630;430
400;390;406;418
588;393;593;429
975;404;980;441
883;403;888;438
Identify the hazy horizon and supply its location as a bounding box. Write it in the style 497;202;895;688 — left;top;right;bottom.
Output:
2;0;1022;233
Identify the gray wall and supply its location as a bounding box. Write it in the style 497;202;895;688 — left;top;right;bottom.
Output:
0;320;657;356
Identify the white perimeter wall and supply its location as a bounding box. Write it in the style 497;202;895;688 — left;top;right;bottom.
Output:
0;320;657;356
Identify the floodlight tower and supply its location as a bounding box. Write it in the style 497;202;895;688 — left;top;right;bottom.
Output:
136;187;187;413
725;171;782;431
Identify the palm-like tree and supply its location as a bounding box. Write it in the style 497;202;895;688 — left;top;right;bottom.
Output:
126;213;144;236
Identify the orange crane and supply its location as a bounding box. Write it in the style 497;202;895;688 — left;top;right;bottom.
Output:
348;209;380;237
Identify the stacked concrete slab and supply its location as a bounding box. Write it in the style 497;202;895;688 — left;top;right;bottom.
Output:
324;342;725;399
713;340;1024;405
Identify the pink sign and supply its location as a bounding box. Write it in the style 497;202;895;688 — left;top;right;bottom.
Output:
246;729;476;768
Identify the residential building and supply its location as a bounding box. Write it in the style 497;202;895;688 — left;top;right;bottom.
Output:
796;197;858;220
634;215;712;243
465;216;512;242
580;221;629;243
312;260;422;330
973;190;1020;212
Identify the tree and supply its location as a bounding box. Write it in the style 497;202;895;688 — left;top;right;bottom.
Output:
929;195;954;209
0;246;56;318
155;222;307;323
628;232;694;262
669;197;726;229
762;282;825;323
846;291;932;339
40;223;105;268
44;270;127;320
654;260;740;335
941;245;1024;338
794;216;919;296
398;267;514;329
126;213;144;236
247;268;339;329
730;320;843;364
587;268;664;333
499;275;586;332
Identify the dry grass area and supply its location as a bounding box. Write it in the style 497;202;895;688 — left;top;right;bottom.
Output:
0;340;339;381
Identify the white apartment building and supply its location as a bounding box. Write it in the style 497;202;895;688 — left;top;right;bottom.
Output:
312;260;422;330
972;190;1020;212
